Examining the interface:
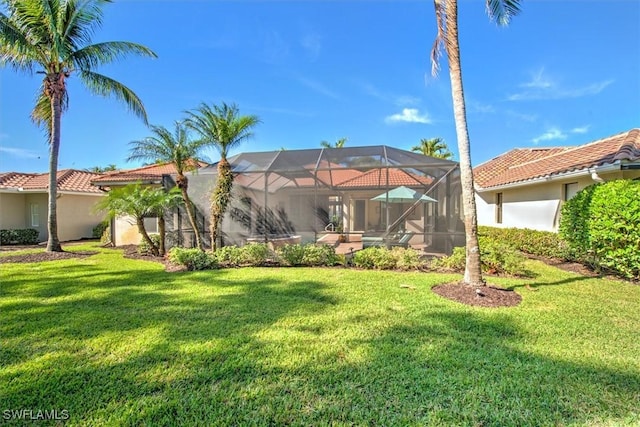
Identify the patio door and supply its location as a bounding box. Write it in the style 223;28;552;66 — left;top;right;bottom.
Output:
354;200;366;231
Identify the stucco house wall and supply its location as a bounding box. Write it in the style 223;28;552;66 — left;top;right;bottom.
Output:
476;172;639;232
57;194;105;242
0;193;27;230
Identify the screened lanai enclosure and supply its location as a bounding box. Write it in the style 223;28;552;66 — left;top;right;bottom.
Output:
176;146;465;254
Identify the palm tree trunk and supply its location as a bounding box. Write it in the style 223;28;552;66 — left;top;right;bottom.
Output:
158;214;166;256
210;158;233;251
445;0;484;286
45;73;64;252
176;175;203;250
136;217;159;256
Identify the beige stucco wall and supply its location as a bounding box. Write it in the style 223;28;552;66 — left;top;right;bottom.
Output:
0;193;27;230
476;172;636;232
57;194;105;241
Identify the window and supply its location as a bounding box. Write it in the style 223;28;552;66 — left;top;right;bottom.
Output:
564;182;579;201
495;193;503;224
30;204;39;227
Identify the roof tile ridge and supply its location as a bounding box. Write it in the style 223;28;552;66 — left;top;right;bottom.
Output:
505;147;572;170
474;148;530;169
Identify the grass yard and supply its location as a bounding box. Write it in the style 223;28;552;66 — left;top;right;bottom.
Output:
1;243;639;426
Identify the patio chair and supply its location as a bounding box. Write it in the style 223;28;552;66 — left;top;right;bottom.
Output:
388;231;414;248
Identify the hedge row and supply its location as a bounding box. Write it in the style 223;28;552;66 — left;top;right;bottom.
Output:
0;229;39;245
478;226;573;260
559;180;640;280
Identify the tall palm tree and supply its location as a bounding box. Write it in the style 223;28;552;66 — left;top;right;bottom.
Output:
0;0;156;252
431;0;520;286
185;103;260;251
128;122;206;250
320;137;348;149
411;137;453;159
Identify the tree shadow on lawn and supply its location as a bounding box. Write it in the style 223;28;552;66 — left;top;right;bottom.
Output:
2;259;638;425
0;265;339;424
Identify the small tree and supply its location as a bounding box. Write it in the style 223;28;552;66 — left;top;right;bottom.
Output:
411;137;453;159
96;184;181;256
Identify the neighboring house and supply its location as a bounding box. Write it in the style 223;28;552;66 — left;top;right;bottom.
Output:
0;169;106;242
474;128;640;232
91;162;208;246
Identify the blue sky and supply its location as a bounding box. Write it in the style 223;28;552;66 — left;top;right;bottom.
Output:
1;0;639;173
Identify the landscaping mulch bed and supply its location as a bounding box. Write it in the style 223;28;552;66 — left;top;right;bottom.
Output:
0;250;98;264
119;245;186;272
432;283;522;308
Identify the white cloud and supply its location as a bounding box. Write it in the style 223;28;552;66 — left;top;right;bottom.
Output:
0;146;41;159
571;125;590;134
520;68;553;89
508;67;614;101
296;76;340;99
385;108;431;124
531;128;568;144
360;82;420;106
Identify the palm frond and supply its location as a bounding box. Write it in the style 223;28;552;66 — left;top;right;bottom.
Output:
79;69;149;123
72;41;156;70
486;0;521;26
430;0;446;77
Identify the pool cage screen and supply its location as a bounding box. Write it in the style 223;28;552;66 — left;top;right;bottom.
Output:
181;145;465;254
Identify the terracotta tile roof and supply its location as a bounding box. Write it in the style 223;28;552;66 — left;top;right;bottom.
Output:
91;161;208;185
474;129;640;189
0;170;104;193
336;168;433;189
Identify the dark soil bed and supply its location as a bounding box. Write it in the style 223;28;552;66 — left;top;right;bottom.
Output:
432;283;522;308
0;250;98;264
118;245;186;272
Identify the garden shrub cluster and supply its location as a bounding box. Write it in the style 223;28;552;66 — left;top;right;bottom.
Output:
277;244;342;267
168;247;217;271
137;234;162;255
92;220;109;239
352;247;425;270
559;180;640;280
0;228;39;245
432;236;529;277
213;243;271;267
478;226;572;260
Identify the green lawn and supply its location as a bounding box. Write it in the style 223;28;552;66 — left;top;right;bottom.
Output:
1;244;639;426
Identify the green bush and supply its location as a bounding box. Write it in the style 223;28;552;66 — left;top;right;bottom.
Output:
560;180;640;280
0;228;39;245
242;243;271;266
277;244;306;266
392;247;425;270
433;236;529;276
479;226;573;260
168;247;217;271
301;244;341;266
214;245;245;267
137;234;161;255
92;220;109;239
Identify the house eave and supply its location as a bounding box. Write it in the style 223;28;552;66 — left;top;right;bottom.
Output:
475;161;629;193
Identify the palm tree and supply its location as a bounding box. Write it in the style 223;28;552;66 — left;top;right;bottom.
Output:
128;122;206;250
0;0;156;252
411;138;453;159
320;137;348;149
185;103;260;251
95;184;181;256
86;164;118;173
431;0;520;286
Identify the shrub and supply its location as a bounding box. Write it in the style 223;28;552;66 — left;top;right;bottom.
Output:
301;244;341;266
560;180;640;280
433;236;529;276
277;244;306;266
137;234;161;255
0;228;39;245
479;226;573;260
168;247;217;271
92;220;109;239
214;245;244;267
353;246;396;270
392;247;425;270
241;243;271;266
